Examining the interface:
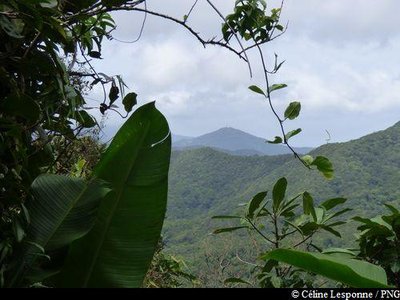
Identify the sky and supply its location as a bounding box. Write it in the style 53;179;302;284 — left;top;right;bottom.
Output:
88;0;400;147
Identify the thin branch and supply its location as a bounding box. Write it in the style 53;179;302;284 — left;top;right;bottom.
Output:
247;219;276;246
129;6;247;61
23;31;41;58
293;234;313;248
71;3;250;63
111;0;148;43
205;0;253;77
254;41;310;168
108;107;128;119
239;21;289;55
184;0;199;23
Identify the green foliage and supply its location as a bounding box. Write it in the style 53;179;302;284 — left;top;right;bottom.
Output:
51;102;171;287
248;85;266;96
311;156;334;179
143;239;198;288
355;204;400;287
272;177;287;213
123;92;138;113
267;136;283;144
247;191;268;219
269;83;287;93
0;0;123;283
222;0;283;43
2;102;172;287
7;174;110;287
164;123;400;285
285;128;302;141
262;249;389;288
213;177;350;287
284;102;301;120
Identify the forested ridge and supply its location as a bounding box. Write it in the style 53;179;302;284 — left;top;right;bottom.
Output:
164;121;400;280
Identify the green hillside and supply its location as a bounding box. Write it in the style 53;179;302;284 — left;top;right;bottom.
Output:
163;121;400;280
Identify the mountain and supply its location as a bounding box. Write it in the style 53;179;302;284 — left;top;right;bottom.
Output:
172;134;192;143
173;127;313;156
164;121;400;281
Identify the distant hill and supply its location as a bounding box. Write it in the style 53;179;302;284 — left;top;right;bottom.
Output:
173;127;313;156
164;121;400;279
172;134;192;143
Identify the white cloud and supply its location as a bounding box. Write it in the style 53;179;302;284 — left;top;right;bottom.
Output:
86;0;400;147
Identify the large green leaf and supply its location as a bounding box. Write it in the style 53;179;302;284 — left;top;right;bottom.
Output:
52;102;171;287
28;175;110;251
262;249;389;288
9;174;109;287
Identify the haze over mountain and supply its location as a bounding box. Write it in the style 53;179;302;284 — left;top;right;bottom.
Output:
173;127;313;156
164;121;400;276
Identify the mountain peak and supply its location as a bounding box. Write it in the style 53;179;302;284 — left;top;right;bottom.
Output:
173;127;313;156
199;127;254;138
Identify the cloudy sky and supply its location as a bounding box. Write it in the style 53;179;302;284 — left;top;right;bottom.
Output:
88;0;400;147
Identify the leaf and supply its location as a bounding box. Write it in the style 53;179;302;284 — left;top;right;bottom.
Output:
303;192;317;222
0;15;24;38
21;203;30;224
270;274;281;288
13;175;110;286
311;156;334;179
301;155;313;166
325;208;352;222
284;102;301;120
319;225;341;237
247;191;268;219
272;177;287;212
275;60;285;72
108;85;119;104
262;249;389;288
285;128;302;140
91;78;102;86
122;92;137;113
13;219;25;243
248;85;265;96
280;203;299;218
267;136;282;144
384;204;399;214
269;83;287;93
322;248;356;257
224;277;251;285
28;175;110;251
88;51;101;59
75;110;96;128
52;102;172;287
320;198;347;211
1;93;41;122
300;222;319;236
213;226;248;234
40;0;58;8
283;220;304;237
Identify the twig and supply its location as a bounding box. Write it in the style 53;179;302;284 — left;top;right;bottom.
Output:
205;0;253;77
185;0;199;23
247;219;276;246
111;0;148;43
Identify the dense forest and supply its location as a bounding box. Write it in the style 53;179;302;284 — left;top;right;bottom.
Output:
164;121;400;285
0;0;399;289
